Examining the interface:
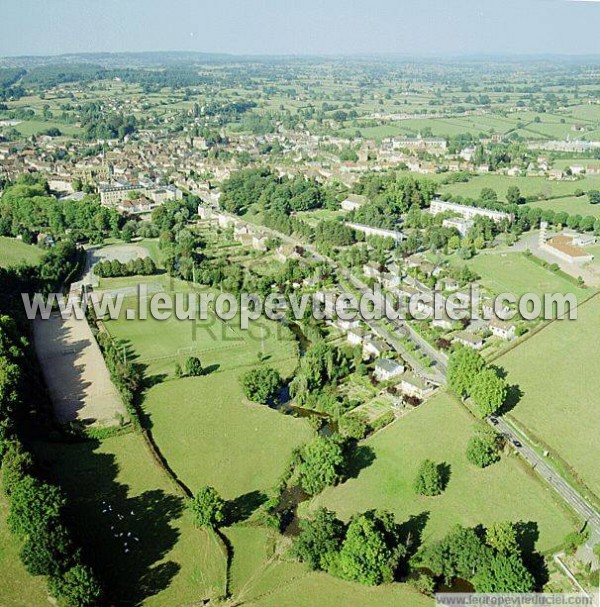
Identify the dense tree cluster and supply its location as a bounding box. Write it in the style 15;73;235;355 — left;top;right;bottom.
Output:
448;347;508;417
294;508;407;586
219;168;338;215
0;259;103;605
94;257;156;278
241;367;282;405
416;522;537;593
80;102;137;141
350;173;437;228
0;175;120;243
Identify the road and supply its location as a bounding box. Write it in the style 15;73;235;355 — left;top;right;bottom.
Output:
222;209;600;539
220;210;446;381
490;416;600;544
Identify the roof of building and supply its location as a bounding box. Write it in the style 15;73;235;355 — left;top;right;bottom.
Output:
399;371;430;391
547;235;590;259
375;358;404;373
343;193;368;205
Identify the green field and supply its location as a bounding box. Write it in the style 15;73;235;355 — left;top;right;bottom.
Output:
103;276;313;499
0;236;44;268
466;252;587;299
103;277;299;379
224;526;431;607
439;174;600;202
313;392;576;553
34;432;227;606
527;195;600;218
139;371;313;500
11;119;82;136
0;492;49;607
498;294;600;499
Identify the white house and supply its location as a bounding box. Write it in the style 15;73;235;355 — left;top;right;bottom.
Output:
363;261;385;280
374;358;405;382
362;337;387;360
341;193;368;212
489;319;517;341
452;331;484;350
398;372;434;400
347;328;367;346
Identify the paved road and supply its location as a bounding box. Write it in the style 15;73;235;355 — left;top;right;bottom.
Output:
222;210;445;380
224;209;600;539
490;416;600;544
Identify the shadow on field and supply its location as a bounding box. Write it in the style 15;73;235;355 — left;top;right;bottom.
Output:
226;489;268;524
398;510;430;556
437;462;452;491
38;438;184;606
515;521;549;589
499;383;523;415
343;442;376;480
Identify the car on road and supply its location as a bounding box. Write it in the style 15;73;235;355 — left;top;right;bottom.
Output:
489;417;499;425
512;439;522;448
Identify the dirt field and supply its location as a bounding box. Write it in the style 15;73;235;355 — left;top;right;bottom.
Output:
81;243;150;286
34;313;128;427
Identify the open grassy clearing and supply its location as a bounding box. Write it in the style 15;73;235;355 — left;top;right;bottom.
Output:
0;491;49;607
296;208;348;226
313;392;576;553
140;372;313;500
498;294;600;499
0;236;44;267
527;195;600;217
439;174;600;201
104;277;299;379
103;274;313;500
11;119;82;136
224;526;431;607
33;432;227;606
466;252;587;299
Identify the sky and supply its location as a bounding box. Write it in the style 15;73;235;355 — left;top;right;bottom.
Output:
1;0;600;58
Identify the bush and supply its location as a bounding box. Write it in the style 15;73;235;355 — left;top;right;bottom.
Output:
414;459;444;496
48;564;103;607
410;572;436;596
466;431;500;468
241;367;282;405
339;414;368;440
184;356;203;377
188;486;225;528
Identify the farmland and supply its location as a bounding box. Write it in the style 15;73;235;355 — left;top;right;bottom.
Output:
498;294;600;500
313;392;577;553
439;174;600;203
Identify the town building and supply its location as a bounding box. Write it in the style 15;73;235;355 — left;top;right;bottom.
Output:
374;358;406;382
430;199;513;223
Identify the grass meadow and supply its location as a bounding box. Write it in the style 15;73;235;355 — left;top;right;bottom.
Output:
498;294;600;500
223;526;431;607
312;392;577;553
33;432;228;606
439;174;600;202
0;236;44;268
0;492;49;606
466;252;588;299
102;275;313;500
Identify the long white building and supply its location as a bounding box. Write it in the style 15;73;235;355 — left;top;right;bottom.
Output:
430;199;513;223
